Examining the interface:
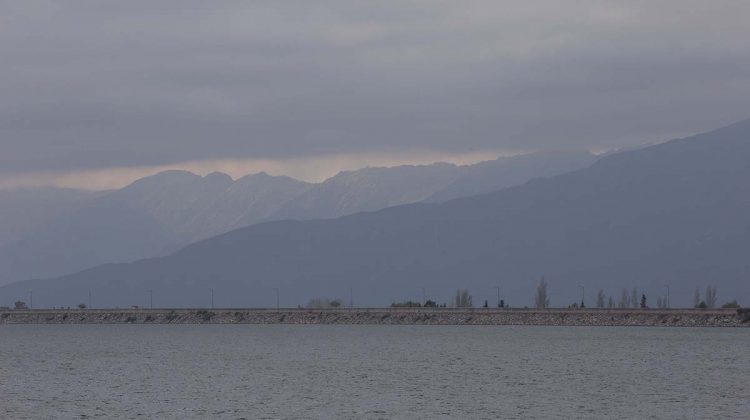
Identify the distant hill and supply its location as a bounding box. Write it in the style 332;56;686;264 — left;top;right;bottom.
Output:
0;152;593;285
4;119;749;308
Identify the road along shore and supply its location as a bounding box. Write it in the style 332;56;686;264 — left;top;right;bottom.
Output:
1;308;748;327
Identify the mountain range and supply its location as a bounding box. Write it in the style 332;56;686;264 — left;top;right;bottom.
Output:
2;119;748;309
0;151;594;286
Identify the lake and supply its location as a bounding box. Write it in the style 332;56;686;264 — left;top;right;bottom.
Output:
1;325;748;419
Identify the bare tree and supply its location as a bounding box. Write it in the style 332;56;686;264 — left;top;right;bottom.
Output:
631;288;638;309
656;296;663;309
455;289;473;308
534;277;549;309
619;288;629;308
705;285;717;309
693;288;701;308
607;296;614;308
596;289;605;308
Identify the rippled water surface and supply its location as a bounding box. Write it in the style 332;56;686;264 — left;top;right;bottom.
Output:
1;325;748;419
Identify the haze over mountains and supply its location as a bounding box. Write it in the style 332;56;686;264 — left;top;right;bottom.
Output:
0;151;594;286
2;120;749;309
275;151;593;220
0;188;100;248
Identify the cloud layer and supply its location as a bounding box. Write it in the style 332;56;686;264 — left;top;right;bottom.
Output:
2;1;750;182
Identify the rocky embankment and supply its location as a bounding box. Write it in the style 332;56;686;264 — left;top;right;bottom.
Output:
1;308;748;327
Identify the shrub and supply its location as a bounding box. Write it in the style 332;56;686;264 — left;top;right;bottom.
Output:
391;301;421;307
165;310;178;321
196;310;213;322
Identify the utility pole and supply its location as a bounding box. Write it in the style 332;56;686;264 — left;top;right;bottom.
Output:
149;290;153;309
273;288;279;310
210;288;214;309
29;291;33;310
579;285;585;308
665;285;670;309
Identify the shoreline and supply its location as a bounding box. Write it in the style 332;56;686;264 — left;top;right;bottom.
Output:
2;308;748;327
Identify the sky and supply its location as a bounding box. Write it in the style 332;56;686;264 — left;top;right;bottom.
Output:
2;1;750;189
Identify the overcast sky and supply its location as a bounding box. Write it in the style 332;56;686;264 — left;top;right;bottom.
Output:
2;1;750;188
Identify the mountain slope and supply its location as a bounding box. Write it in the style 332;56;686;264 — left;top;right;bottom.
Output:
272;151;596;220
0;171;311;285
271;163;465;220
425;151;596;202
109;170;312;242
4;119;749;308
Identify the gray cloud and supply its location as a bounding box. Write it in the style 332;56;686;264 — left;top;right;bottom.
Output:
2;1;750;177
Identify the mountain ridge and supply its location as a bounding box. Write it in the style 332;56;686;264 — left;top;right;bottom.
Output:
0;151;595;285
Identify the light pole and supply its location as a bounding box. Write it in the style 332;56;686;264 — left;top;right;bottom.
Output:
579;285;585;308
273;288;279;310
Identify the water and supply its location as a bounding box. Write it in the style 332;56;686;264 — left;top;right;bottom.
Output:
1;325;748;419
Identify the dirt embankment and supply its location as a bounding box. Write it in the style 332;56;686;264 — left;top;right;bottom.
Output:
1;308;748;327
